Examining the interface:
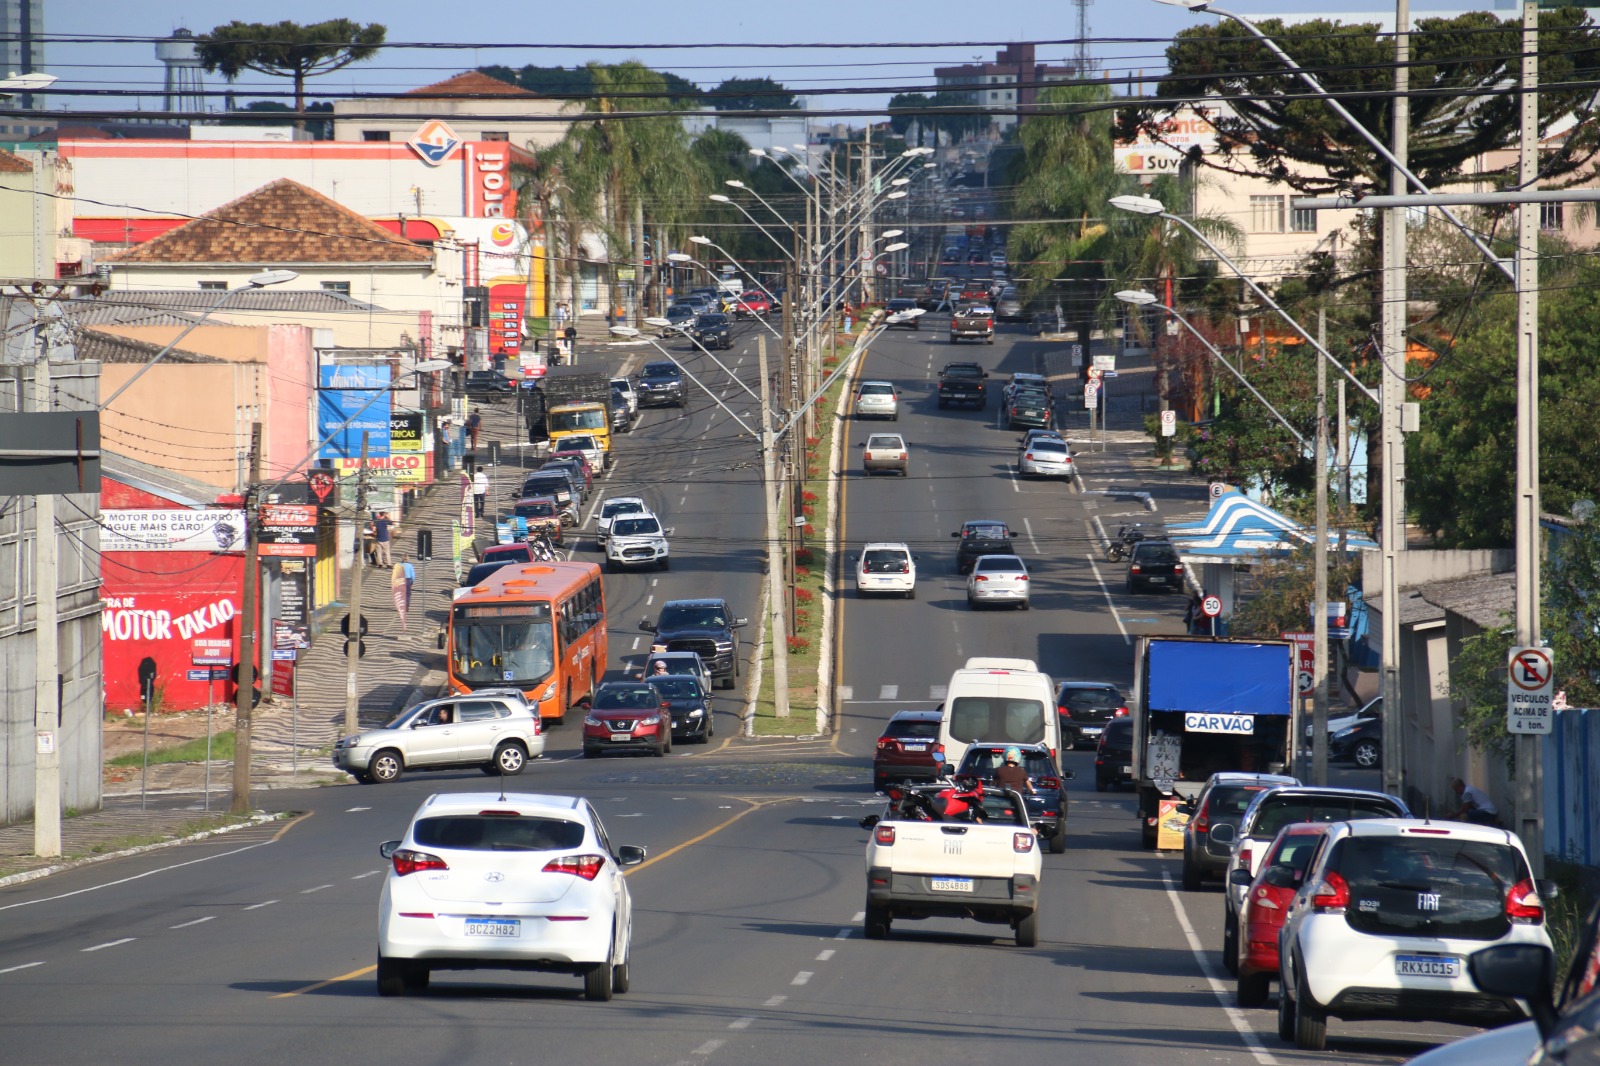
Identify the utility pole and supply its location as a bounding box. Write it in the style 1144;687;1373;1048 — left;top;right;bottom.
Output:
345;432;370;737
32;348;59;856
759;335;790;719
1379;0;1409;803
1514;1;1544;875
1312;308;1330;786
860;125;874;304
232;421;262;814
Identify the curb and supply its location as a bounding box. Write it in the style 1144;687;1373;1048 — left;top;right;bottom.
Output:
0;811;290;890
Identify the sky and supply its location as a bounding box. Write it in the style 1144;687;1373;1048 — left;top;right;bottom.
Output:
37;0;1513;123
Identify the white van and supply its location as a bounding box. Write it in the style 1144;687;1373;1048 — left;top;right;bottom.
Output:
937;657;1060;771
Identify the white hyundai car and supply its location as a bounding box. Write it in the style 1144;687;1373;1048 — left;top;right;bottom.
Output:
377;792;646;1000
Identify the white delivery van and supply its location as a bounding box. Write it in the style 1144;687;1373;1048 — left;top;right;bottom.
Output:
937;657;1060;770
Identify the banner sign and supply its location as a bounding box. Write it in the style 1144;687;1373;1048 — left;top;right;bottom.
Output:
257;503;319;558
391;412;425;453
101;509;246;553
318;364;392;460
334;454;425;484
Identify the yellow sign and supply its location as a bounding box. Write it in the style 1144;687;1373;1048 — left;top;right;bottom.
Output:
335;454;425;484
1156;798;1189;850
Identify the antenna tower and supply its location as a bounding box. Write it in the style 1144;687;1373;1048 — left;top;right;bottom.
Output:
1075;0;1094;77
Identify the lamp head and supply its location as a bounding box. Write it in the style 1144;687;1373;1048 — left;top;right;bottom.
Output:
1152;0;1211;8
609;326;641;337
880;229;904;239
883;242;910;253
413;359;453;374
1114;289;1159;306
709;193;731;203
749;147;767;157
667;252;692;263
725;179;746;189
890;177;911;186
643;316;671;328
248;268;299;287
1108;194;1166;216
885;190;908;200
689;235;712;246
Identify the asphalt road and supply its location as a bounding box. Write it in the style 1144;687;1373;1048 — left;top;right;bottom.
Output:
0;318;1481;1065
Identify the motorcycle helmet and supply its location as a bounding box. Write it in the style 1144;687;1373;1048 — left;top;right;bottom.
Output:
1004;746;1022;765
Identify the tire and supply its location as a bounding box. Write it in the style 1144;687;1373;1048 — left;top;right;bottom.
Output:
1237;970;1270;1009
351;771;374;784
864;903;891;940
1181;858;1202;893
368;750;403;784
1141;821;1158;850
653;738;666;758
376;956;406;997
1222;906;1240;975
658;557;670;571
1049;823;1067;854
1294;964;1327;1051
1353;739;1380;769
1020;600;1030;611
583;746;601;758
1277;962;1298;1041
938;398;948;409
1094;775;1108;793
1014;909;1038;948
584;963;614;1001
967;596;978;609
906;587;916;600
1126;579;1136;594
873;774;888;793
492;742;528;776
611;959;630;994
402;962;429;992
606;558;619;573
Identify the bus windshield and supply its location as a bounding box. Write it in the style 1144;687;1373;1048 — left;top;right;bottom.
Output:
451;603;556;688
549;408;606;432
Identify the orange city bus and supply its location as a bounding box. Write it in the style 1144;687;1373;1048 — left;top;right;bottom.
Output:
447;561;607;723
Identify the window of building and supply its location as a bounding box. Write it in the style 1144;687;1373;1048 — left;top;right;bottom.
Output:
481;131;509;142
1249;195;1285;234
1290;206;1317;233
1541;201;1565;231
362;130;391;142
321;281;351;296
990;91;999;101
198;281;227;291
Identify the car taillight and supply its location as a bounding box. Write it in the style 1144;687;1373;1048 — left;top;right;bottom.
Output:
1039;777;1061;790
1312;871;1350;912
1193;799;1211;835
392;849;449;877
1016;574;1028;581
974;575;988;582
1174;564;1184;574
1238;844;1253;871
1058;706;1073;719
1013;832;1035;853
1115;707;1129;716
1024;452;1034;461
876;736;894;751
1506;878;1545;923
874;824;896;846
899;565;910;573
898;453;906;460
542;854;605;881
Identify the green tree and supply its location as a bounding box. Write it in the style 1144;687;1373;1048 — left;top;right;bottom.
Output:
483;64;700;103
1125;10;1600;194
197;19;384;128
711;77;799;112
887;93;929;137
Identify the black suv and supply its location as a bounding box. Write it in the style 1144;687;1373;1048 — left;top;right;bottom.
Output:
645;673;715;744
691;313;733;350
1056;681;1127;750
952;519;1018;575
1126;538;1183;593
640;598;747;690
938;362;988;409
464;369;516;399
637;360;686;407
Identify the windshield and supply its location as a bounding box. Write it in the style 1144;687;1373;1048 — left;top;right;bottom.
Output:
862;549;911;574
657;604;727;630
514;501;555;519
612;517;661;537
948;696;1047;745
642;363;680;380
563;436;596;451
549;409;606;432
647;678;704;700
594;685;660;710
522;476;568;498
1252;795;1406;838
451;603;555;688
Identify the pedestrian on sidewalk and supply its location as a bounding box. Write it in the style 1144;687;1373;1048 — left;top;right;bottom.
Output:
564;323;577;362
391;557;411;631
472;468;489;518
400;553;416;607
1183;590;1205;635
361;517;377;566
467;410;482;451
373;511;393;567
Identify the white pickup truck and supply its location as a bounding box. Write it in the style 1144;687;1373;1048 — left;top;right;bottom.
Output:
861;783;1043;946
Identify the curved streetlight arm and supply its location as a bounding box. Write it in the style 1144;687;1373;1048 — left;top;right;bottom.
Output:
714;195;796;262
611;328;756;437
686;243;784;342
646;319;761;401
1180;3;1513;281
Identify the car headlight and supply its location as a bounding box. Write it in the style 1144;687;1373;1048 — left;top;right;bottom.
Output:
583;716;602;728
335;736;360;750
538;679;558;702
640;715;662;726
1333;726;1357;739
687;709;703;718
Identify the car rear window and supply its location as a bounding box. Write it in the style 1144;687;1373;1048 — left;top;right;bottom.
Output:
862;549;911;573
1264;831;1325;879
413;815;586;852
965;525;1009;541
1334;836;1525;941
1029;441;1068;456
1059;685;1122;710
1207;785;1269;818
1135;543;1179;564
859;383;894;395
465;560;517;586
885;717;939;739
976;557;1025;573
515;501;555;518
1101;718;1133;744
1252;795;1407;838
948;697;1046;745
866;436;904;449
961;748;1055;778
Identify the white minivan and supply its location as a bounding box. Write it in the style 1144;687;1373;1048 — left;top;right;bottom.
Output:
937;657;1060;771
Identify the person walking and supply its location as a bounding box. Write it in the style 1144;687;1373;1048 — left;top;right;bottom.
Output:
373;511;393;567
472;467;489;518
361;517;377;566
564;323;577;364
400;553;416;609
466;410;482;451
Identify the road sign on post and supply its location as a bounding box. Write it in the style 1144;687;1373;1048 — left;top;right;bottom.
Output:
1507;645;1554;734
1084;381;1099;408
1160;409;1176;437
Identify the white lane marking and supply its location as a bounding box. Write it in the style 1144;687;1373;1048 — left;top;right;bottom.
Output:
835;927;853;938
346;806;371;812
852;910;866;922
1024;517;1040;554
929;685;947;700
0;961;45;974
243;900;278;911
691;1040;725;1056
82;938;135;952
878;685;898;700
816;949;835;961
728;1017;755;1030
651;578;659;587
169;916;214;929
631;636;640;651
1011;462;1021;493
679;495;688;507
837;685;854;701
792;971;813;985
0;837;278;913
1164;873;1280;1066
763;994;787;1007
351;870;380;880
645;595;653;606
301;884;334;894
1086;554;1132;645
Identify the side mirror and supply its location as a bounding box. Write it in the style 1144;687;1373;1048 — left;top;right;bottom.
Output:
1469;944;1557;1037
1009;531;1019;538
616;845;647;867
940;763;956;776
1061;768;1076;781
378;841;400;860
859;815;880;829
665;527;676;536
436;627;447;651
1262;865;1299;889
950;531;960;538
857;442;865;448
733;617;749;627
1208;823;1236;846
1176;801;1195;816
1228;867;1255;888
638;619;657;633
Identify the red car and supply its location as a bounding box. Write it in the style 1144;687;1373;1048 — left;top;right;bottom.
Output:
872;709;945;791
735;291;772;317
582;681;671;758
1234;822;1330;1007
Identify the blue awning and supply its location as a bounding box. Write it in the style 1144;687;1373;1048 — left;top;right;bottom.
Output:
1166;490;1377;558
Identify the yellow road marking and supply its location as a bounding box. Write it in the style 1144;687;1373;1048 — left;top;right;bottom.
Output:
273;963;374;999
271;812;313;842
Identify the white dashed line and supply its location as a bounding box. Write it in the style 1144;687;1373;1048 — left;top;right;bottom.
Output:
301;884;334;894
352;870;380;880
82;938;135;952
816;949;835;961
243;900;278;910
1164;873;1280;1065
763;994;787;1007
837;685;854;700
1024;517;1040;554
169;916;214;929
835;927;852;938
645;595;653;606
0;961;45;974
1086;554;1132;645
878;685;898;700
631;636;640;651
691;1040;725;1056
728;1017;755;1030
792;971;813;985
852;910;865;922
346;806;371;812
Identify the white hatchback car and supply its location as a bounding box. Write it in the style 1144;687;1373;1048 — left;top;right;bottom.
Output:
1019;437;1073;479
854;380;900;421
377;791;645;1000
1277;818;1551;1051
967;553;1031;609
855;542;917;599
862;433;909;476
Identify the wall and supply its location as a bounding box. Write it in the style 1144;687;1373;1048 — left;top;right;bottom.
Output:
98;361;261;490
330;98;570;152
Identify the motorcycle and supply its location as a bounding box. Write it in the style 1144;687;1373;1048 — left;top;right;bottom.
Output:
1106;522;1160;562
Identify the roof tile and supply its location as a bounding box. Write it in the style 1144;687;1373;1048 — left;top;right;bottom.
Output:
406;71;536;98
0;147;31;173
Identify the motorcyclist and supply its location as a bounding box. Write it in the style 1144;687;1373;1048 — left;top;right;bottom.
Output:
994;746;1035;795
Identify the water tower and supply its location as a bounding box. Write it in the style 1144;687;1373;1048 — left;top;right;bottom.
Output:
156;28;205;117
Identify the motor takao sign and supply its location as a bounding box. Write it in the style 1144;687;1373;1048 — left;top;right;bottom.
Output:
101;509;246;553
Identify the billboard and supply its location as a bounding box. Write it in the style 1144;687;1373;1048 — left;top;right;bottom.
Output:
318;364;392;460
102;509;246;553
1115;106;1220;176
102;589;240;711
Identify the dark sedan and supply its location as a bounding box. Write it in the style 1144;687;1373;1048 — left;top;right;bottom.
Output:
463;369;516;399
952;519;1019;575
954;742;1074;854
1056;681;1128;750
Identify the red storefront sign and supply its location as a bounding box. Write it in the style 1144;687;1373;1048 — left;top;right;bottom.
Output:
103;587;242;711
258;503;319;558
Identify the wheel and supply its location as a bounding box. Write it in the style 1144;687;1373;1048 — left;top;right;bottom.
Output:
607;558;619;573
938;398;948;408
906;587;916;600
653;738;666;758
1181;857;1202;893
368;750;403;784
1222;906;1240;975
583;746;601;758
658;557;670;571
1094;775;1108;793
1049;823;1067;854
1353;739;1380;769
351;771;374;784
376;956;406;997
1014;910;1038;948
1237;970;1270;1009
873;774;888;792
584;963;614;1001
1293;966;1327;1050
967;596;978;609
402;962;429;992
611;959;630;994
1126;579;1136;594
492;742;528;776
1020;600;1030;611
1141;821;1158;850
864;903;891;940
1277;962;1298;1041
664;733;672;754
987;337;994;345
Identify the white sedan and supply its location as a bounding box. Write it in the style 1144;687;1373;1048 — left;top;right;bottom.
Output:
967;554;1031;609
377;791;646;1000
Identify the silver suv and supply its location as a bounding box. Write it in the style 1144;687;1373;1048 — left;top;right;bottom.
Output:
333;692;545;784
